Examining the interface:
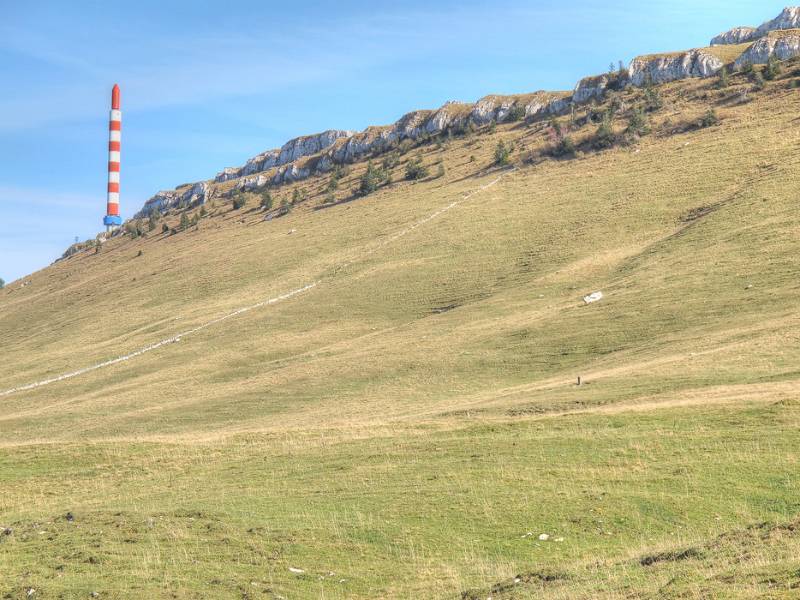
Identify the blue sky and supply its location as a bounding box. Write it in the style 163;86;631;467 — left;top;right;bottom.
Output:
0;0;786;283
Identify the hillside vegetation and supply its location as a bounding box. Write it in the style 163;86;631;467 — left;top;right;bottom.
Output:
2;57;800;598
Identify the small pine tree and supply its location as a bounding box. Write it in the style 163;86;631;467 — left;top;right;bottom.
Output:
232;195;246;210
190;213;199;227
553;136;576;158
436;163;446;178
505;104;525;122
199;205;207;217
626;107;650;137
765;55;782;80
291;188;301;205
548;117;562;137
593;115;616;149
358;161;390;196
148;212;159;231
162;222;169;234
699;108;720;128
180;212;190;231
404;157;429;181
717;65;730;89
260;191;273;211
494;140;511;165
752;69;766;90
279;198;291;215
0;278;4;289
644;85;663;111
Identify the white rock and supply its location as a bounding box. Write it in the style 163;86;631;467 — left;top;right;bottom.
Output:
710;26;758;46
755;6;800;37
538;533;550;541
583;291;604;304
734;32;800;69
573;74;611;104
288;567;305;574
629;49;723;87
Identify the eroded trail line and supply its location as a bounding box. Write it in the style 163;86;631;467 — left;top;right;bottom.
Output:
0;169;514;398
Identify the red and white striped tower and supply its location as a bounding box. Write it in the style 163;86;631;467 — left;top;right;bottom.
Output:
104;84;123;231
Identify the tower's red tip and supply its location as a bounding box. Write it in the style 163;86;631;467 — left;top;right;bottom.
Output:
111;84;121;110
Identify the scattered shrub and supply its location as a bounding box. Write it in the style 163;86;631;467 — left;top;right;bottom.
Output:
717;65;730;89
279;198;291;215
232;195;246;210
162;222;169;234
148;212;159;231
436;163;446;178
0;278;4;289
494;140;512;165
382;152;400;170
125;220;145;238
358;161;391;195
593;116;616;149
626;107;650;137
698;108;720;128
199;205;207;217
260;191;273;211
765;55;782;80
404;157;429;181
752;69;766;90
644;85;663;111
505;104;525;122
550;136;576;158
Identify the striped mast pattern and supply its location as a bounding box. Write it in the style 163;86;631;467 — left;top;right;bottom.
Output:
104;84;123;231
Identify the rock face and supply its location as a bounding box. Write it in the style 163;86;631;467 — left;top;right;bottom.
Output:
214;130;351;182
755;6;800;37
734;31;800;69
711;26;758;46
135;181;209;218
628;49;723;86
710;7;800;45
573;74;610;104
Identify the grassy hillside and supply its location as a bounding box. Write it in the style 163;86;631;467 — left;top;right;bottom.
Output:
2;62;800;598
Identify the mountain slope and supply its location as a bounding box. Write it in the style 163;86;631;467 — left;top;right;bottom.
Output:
2;45;800;600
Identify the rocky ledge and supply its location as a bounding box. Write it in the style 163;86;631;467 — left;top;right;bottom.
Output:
712;6;800;45
628;49;723;86
734;30;800;69
129;6;799;224
711;27;758;46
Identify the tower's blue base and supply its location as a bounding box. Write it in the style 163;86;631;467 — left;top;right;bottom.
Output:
104;215;122;227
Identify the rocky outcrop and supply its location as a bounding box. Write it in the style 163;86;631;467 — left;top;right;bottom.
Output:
755;6;800;37
278;130;352;165
734;30;800;69
628;49;723;86
214;130;351;182
711;7;800;45
710;26;758;46
573;74;610;104
135;181;209;218
470;96;517;125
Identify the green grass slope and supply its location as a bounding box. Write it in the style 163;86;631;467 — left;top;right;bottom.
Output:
1;64;800;598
